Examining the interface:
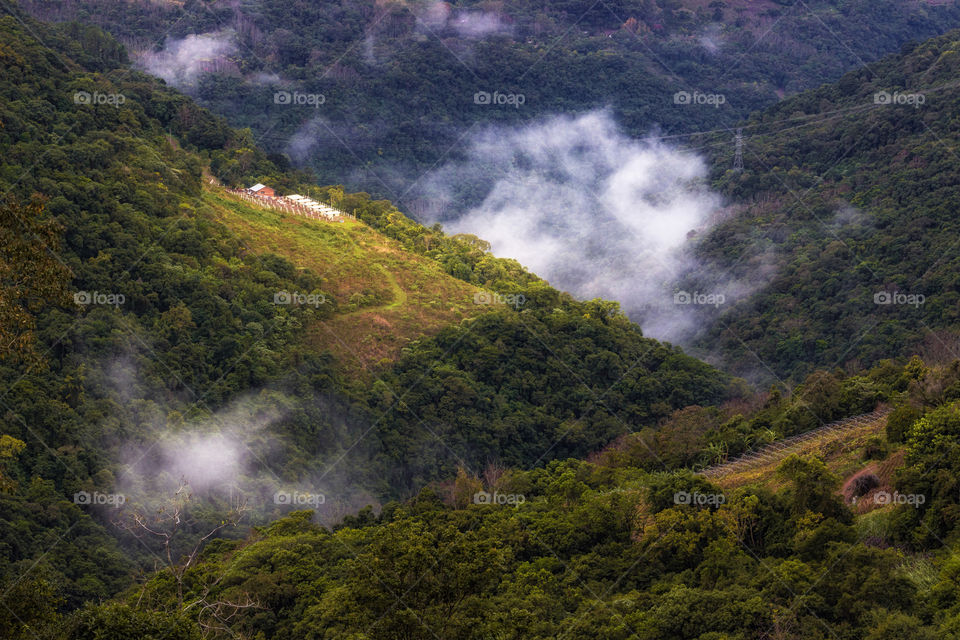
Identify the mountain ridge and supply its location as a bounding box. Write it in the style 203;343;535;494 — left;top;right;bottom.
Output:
6;2;960;639
682;26;960;382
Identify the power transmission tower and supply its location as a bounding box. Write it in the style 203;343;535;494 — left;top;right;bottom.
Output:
733;128;743;171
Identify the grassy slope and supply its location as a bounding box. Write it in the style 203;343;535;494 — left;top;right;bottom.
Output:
707;417;953;602
201;187;488;376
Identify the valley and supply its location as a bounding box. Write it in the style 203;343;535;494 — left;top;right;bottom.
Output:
2;1;960;638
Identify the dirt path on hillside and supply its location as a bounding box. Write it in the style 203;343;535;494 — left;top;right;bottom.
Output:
337;264;407;317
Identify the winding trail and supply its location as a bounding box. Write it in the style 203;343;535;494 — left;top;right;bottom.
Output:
338;264;407;317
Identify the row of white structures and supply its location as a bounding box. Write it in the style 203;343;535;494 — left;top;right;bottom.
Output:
284;194;344;218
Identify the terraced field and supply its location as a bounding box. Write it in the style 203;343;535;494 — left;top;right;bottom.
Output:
704;408;892;490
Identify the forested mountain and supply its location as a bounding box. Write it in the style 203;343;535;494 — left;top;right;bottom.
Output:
33;357;960;639
18;0;960;200
6;1;960;639
681;29;960;382
18;0;960;379
0;0;731;623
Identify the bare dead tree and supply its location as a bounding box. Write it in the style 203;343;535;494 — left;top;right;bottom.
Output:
115;479;248;608
189;593;263;639
113;480;268;638
482;461;507;491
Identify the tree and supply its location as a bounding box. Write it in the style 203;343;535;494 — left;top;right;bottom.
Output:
0;197;71;366
886;404;920;443
0;435;25;492
864;611;937;640
64;602;201;640
776;455;847;520
115;482;250;610
0;575;62;640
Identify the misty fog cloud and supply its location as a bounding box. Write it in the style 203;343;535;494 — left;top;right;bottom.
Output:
119;395;286;497
417;1;512;38
286;117;333;163
452;12;511;38
419;0;451;28
419;110;761;343
137;31;236;87
831;203;869;230
250;71;282;85
699;24;724;55
94;355;379;523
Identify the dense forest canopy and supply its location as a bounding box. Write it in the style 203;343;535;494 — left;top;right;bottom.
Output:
17;0;960;386
2;1;960;638
0;1;730;626
675;29;960;381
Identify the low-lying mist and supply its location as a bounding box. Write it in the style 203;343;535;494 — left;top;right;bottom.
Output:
135;31;237;88
125;26;769;349
100;358;377;527
418;109;764;344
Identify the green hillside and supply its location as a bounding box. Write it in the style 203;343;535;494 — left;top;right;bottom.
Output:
0;3;735;626
200;187;487;376
54;358;960;640
685;29;960;382
10;2;960;640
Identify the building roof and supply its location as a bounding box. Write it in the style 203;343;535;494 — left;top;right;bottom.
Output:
248;183;270;192
283;194;340;217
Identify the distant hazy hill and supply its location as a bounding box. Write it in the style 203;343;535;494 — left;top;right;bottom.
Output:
19;0;960;198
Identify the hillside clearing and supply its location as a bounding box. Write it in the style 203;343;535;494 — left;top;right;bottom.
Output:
201;187;487;376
